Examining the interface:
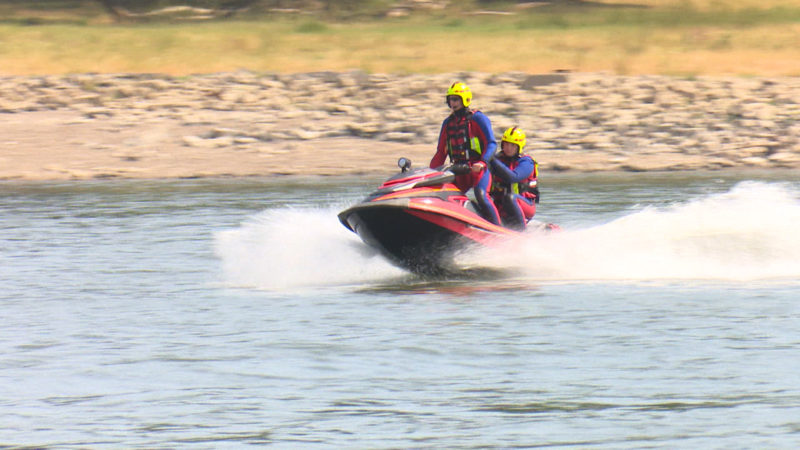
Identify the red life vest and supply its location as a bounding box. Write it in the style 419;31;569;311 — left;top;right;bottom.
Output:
445;110;483;163
490;154;538;198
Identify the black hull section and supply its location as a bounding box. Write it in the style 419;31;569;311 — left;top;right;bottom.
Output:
340;204;464;274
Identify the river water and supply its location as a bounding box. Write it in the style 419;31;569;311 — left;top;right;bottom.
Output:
2;170;800;448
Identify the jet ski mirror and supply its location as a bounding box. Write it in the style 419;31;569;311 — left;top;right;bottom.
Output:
398;157;412;172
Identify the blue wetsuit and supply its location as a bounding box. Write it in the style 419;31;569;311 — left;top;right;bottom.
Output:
490;154;537;230
430;109;500;225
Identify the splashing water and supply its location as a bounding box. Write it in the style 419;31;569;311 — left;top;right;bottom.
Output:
214;207;404;290
475;181;800;282
215;182;800;289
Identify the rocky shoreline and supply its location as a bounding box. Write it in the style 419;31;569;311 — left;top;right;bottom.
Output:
1;71;799;180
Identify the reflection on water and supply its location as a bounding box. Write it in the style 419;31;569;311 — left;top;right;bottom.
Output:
2;171;800;447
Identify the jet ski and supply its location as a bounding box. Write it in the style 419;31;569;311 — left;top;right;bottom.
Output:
338;158;560;274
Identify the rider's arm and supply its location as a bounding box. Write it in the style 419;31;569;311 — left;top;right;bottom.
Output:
490;156;534;183
430;118;450;169
472;112;497;165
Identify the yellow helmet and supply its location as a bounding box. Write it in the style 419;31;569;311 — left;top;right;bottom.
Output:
502;126;526;153
446;82;472;107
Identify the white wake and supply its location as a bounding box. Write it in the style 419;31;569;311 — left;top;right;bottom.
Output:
215;181;800;289
472;181;800;282
213;207;404;290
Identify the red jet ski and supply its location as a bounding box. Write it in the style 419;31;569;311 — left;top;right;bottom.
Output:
338;158;559;274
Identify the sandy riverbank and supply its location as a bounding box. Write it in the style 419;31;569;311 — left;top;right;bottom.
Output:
1;72;798;181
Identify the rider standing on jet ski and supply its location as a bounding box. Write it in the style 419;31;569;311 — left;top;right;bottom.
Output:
489;126;539;231
430;82;501;225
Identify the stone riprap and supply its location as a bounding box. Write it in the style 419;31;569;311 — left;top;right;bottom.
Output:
1;71;798;179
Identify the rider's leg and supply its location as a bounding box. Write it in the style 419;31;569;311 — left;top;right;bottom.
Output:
473;170;501;225
502;193;536;230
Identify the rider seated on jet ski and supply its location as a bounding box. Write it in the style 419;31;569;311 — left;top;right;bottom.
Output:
430;82;501;225
488;126;540;231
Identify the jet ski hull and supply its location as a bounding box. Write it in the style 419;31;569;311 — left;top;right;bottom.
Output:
339;197;515;273
338;159;558;274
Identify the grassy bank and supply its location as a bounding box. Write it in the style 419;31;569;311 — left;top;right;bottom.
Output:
1;1;798;76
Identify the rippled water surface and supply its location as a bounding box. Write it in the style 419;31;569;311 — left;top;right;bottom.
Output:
2;171;800;447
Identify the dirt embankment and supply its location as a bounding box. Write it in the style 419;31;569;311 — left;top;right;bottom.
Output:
1;71;798;180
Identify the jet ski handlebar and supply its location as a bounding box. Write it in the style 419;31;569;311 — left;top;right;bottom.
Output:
448;162;471;175
397;157;471;176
